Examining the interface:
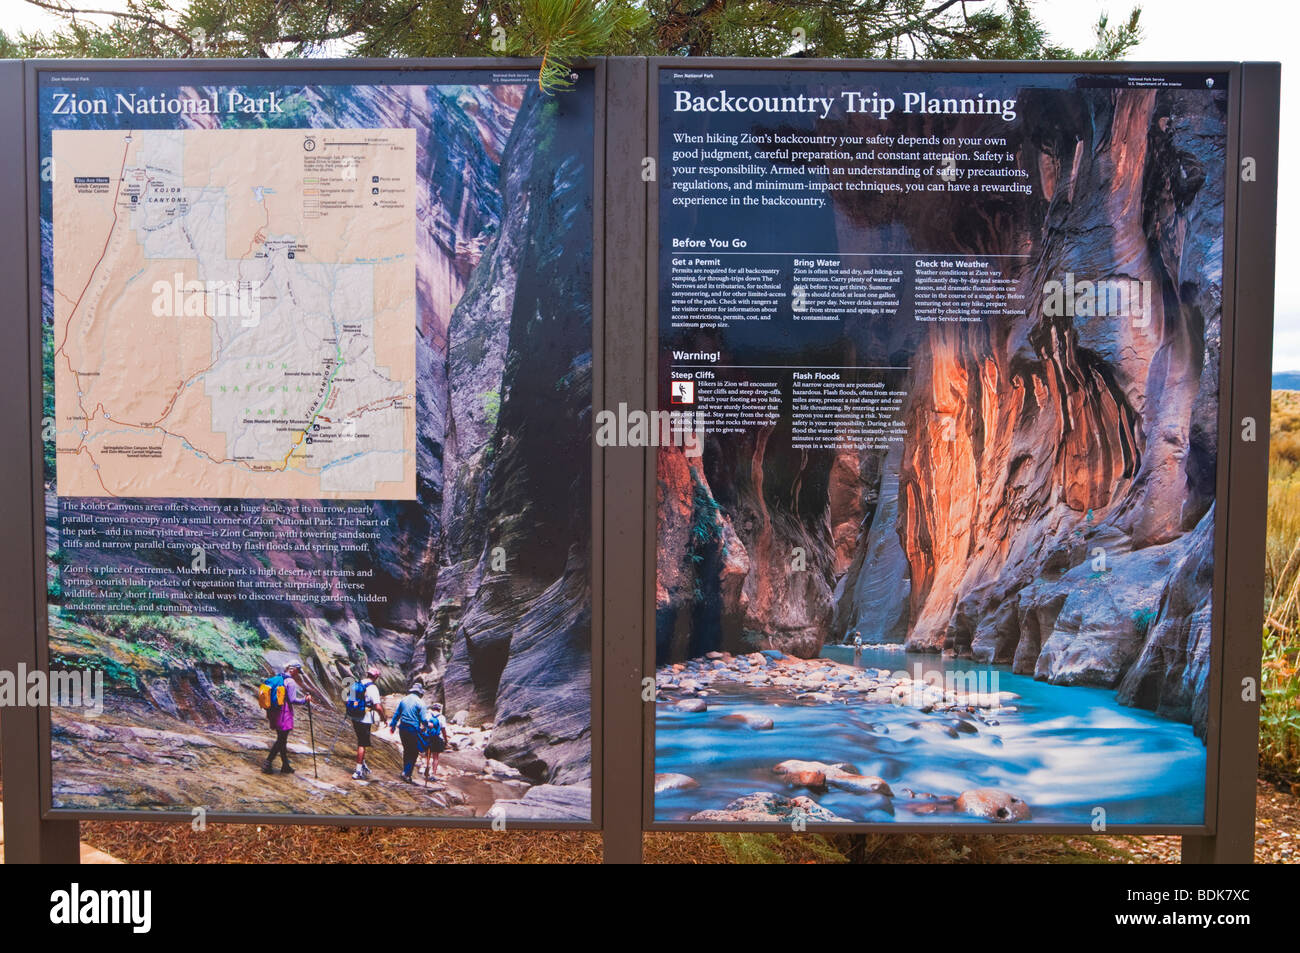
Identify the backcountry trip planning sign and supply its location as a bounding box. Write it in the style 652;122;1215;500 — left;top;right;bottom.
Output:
39;69;597;821
654;68;1228;826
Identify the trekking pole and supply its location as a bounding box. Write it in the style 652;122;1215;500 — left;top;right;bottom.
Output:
324;716;348;765
307;699;318;779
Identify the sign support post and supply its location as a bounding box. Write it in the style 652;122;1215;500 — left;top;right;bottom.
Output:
601;56;649;864
1181;61;1279;865
0;59;80;865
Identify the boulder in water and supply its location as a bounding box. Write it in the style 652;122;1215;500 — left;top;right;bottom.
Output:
654;773;700;793
720;712;774;730
690;792;844;823
956;788;1031;822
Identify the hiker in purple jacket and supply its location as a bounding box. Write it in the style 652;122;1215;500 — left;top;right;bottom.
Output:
263;660;311;775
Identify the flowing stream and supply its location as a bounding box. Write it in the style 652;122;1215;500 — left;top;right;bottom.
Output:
654;645;1207;824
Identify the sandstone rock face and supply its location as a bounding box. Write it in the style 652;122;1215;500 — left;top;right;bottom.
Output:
439;89;594;784
833;442;912;644
892;88;1223;734
489;783;591;821
1116;506;1216;736
656;431;833;660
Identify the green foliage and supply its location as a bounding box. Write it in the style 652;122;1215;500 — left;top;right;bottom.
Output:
49;649;143;691
713;831;848;863
97;612;267;672
481;389;502;429
3;1;1145;93
1131;607;1158;639
1262;620;1300;778
688;478;723;559
506;0;647;92
687;473;727;601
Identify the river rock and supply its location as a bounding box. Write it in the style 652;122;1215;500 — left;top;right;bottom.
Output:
772;760;893;797
720;712;774;730
956;788;1031;822
795;691;835;704
773;760;828;788
689;792;844;823
654;773;700;793
824;764;893;796
674;697;708;713
440;747;487;774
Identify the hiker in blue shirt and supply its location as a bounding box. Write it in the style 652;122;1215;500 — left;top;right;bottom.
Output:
389;683;428;783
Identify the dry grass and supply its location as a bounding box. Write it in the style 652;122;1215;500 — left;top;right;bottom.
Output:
1264;393;1300;780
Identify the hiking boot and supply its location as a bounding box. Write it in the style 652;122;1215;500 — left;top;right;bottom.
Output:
280;764;295;774
352;767;365;780
261;763;275;775
401;773;413;783
361;763;372;777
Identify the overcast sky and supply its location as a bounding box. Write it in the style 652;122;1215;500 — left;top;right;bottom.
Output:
6;0;1295;367
1036;0;1297;370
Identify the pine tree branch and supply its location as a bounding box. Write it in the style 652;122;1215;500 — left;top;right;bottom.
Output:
23;0;195;49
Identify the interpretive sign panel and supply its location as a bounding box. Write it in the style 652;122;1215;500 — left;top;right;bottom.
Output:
0;57;1275;862
35;64;597;824
651;64;1239;829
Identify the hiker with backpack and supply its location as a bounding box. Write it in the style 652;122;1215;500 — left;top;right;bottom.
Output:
417;702;449;782
260;660;311;775
344;666;386;780
389;682;429;783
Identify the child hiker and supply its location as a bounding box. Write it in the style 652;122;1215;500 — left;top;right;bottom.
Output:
418;702;449;782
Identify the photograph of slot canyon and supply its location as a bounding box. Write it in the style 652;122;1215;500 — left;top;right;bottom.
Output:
655;78;1225;826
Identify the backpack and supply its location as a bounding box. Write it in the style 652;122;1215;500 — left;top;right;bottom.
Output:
416;715;445;753
257;673;286;711
345;680;369;720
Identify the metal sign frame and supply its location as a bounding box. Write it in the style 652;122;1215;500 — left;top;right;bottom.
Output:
0;55;1278;865
634;57;1277;859
2;57;606;844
